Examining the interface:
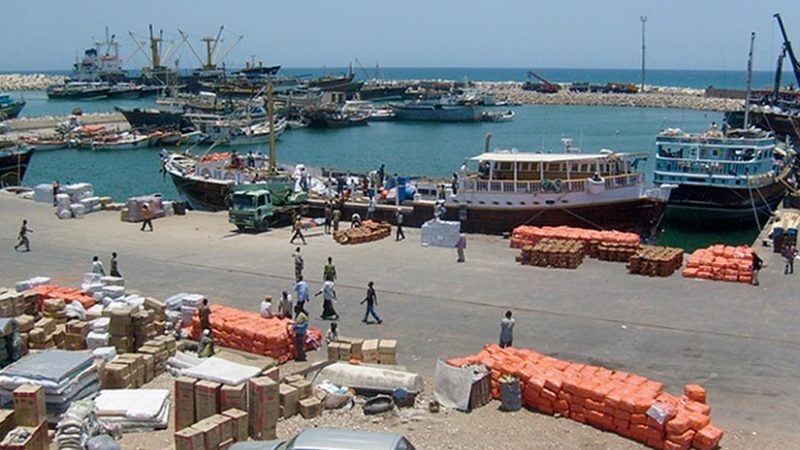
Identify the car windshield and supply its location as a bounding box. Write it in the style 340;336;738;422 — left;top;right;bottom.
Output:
279;436;297;450
396;438;416;450
232;194;253;210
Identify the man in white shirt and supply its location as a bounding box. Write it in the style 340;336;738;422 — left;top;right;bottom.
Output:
91;256;105;275
260;295;273;318
315;280;339;320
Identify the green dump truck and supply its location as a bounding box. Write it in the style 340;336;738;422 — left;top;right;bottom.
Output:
228;176;308;231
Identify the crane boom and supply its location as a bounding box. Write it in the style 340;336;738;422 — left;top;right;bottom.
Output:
774;45;786;102
774;13;800;89
527;70;556;88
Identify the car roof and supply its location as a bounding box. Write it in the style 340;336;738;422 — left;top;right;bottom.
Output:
292;428;402;450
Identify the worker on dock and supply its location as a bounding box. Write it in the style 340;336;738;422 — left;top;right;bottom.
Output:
323;256;337;282
751;250;763;286
294;276;310;310
91;256;105;275
396;209;405;241
140;204;153;232
52;181;60;207
293;247;304;281
325;322;339;345
315;279;339;320
290;216;306;245
456;233;467;263
198;298;212;333
260;295;273;318
110;252;121;278
332;208;342;233
360;281;382;324
197;329;215;358
367;196;377;221
784;243;797;275
323;201;333;234
293;305;309;362
499;310;515;348
13;219;31;252
277;291;293;319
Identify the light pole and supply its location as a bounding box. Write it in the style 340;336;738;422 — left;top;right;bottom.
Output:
640;16;647;93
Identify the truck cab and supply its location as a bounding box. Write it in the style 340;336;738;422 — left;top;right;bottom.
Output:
228;177;307;231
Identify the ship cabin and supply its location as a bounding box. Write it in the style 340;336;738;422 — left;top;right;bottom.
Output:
654;128;782;188
461;150;644;195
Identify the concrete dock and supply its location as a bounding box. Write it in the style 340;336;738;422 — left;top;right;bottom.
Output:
1;192;797;448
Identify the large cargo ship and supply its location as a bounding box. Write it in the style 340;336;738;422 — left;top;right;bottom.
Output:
0;144;34;187
653;126;793;227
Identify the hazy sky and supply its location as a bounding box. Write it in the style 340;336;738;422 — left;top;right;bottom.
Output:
2;0;799;71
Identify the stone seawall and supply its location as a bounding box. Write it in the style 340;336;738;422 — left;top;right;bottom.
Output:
0;74;67;91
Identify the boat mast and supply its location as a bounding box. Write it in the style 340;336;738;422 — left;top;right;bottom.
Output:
744;32;755;129
267;78;276;175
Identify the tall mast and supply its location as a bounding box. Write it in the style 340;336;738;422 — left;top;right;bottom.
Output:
640;16;647;93
744;32;755;129
267;78;276;175
149;24;162;69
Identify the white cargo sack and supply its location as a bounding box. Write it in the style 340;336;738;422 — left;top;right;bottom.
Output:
420;219;461;248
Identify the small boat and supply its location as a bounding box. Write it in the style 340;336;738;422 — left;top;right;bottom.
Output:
107;83;143;99
304;106;370;129
482;110;515;122
195;118;287;146
46;81;111;100
0;142;34;187
0;93;25;120
89;132;151;150
390;95;483;122
181;130;209;145
18;135;69;151
342;100;395;121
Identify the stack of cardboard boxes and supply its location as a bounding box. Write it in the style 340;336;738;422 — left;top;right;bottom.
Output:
332;338;398;365
27;318;56;351
174;409;248;450
108;306;135;354
143;297;167;332
40;298;66;325
248;377;279;440
0;290;37;319
100;336;175;390
0;385;49;450
64;319;90;350
132;309;158;349
284;374;321;420
136;335;176;375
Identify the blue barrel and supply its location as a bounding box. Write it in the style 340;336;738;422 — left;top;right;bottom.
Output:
500;378;522;411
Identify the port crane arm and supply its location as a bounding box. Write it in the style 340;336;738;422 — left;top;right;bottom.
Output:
527;70;557;89
773;45;786;102
215;35;243;66
178;29;206;67
210;26;224;61
127;31;152;65
774;13;800;89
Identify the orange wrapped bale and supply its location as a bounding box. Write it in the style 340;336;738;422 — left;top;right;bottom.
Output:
692;425;724;450
32;285;95;309
684;384;707;403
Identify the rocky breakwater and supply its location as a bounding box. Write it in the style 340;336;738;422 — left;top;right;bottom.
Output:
0;73;67;91
5;112;127;134
479;82;743;112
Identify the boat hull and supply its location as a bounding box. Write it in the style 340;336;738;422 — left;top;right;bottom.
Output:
0;147;34;187
663;179;788;228
725;110;800;143
168;171;232;212
391;105;483;122
0;101;25;120
117;107;192;130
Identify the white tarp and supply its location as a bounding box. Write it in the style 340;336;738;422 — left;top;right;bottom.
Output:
420;220;461;248
181;356;262;385
94;389;169;431
314;362;423;394
34;184;54;204
433;359;474;411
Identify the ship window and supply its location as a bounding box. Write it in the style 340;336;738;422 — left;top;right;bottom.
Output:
492;201;500;205
735;180;741;185
545;200;555;205
561;200;568;204
520;202;526;205
466;200;472;204
478;201;485;205
506;201;513;206
534;201;540;205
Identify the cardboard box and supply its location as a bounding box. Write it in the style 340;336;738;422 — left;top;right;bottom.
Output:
221;409;248;442
0;409;15;439
289;379;312;399
284;374;304;385
140;353;155;382
220;384;247;412
12;385;46;427
0;423;47;450
195;380;221;421
219;438;234;450
362;339;379;363
299;397;323;419
279;384;299;418
263;366;280;381
14;315;35;333
207;414;233;443
174;426;206;450
379;339;397;364
348;338;364;360
174;377;198;430
336;342;352;361
248;377;279;440
327;342;340;361
33;318;55;335
191;420;220;450
101;363;131;389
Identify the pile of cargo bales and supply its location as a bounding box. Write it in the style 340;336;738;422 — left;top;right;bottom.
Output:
510;225;641;261
627;245;685;277
333;220;391;245
447;345;723;450
516;238;585;269
190;305;322;363
682;245;754;284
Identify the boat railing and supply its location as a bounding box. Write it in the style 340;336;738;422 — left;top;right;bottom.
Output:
464;173;641;194
656;159;770;176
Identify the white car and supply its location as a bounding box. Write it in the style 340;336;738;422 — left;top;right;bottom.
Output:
231;428;417;450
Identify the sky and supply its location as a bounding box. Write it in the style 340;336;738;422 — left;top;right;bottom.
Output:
1;0;800;71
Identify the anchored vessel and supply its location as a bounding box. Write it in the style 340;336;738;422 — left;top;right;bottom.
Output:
654;127;794;227
390;96;483;122
0;143;34;187
0;93;25;120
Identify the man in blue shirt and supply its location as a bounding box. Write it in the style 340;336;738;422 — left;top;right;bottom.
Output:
294;276;310;309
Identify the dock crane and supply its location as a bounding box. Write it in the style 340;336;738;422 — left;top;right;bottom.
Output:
523;70;560;93
774;13;800;99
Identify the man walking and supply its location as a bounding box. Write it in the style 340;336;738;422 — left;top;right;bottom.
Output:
294;276;310;310
752;249;763;286
293;247;304;281
499;310;515;348
13;220;31;252
323;201;332;235
198;298;212;332
366;196;377;221
290;215;306;245
395;209;405;241
110;252;122;278
140;204;153;232
332;208;342;233
91;256;106;275
456;233;467;262
360;281;382;324
323;256;337;282
784;243;797;275
315;279;339;320
293;305;309;362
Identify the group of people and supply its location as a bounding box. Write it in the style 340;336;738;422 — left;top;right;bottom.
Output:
90;253;122;278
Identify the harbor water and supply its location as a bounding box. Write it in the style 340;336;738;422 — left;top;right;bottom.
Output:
13;68;768;250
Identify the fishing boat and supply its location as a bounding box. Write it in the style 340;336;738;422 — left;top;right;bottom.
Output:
46;81;111;100
653;126;794;227
482;110;515;122
390;96;483;122
0;143;34;187
303;106;370;129
0;93;25;120
193;117;287;146
342;101;395;121
107;83;143;99
115;106;193;131
18;135;69;151
88;132;151;150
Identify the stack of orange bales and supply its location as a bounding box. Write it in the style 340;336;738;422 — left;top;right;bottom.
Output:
333;220;391;245
682;245;753;283
448;345;723;450
190;305;322;363
510;226;640;258
31;285;95;309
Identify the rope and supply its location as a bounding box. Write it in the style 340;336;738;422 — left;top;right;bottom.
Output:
556;205;605;230
747;174;762;230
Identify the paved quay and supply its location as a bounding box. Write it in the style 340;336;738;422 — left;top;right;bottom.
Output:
1;192;798;447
